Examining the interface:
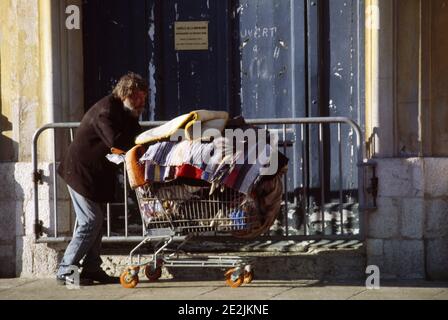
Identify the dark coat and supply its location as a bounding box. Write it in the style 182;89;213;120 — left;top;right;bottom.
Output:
58;95;141;202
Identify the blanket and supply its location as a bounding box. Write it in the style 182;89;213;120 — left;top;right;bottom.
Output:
135;110;229;144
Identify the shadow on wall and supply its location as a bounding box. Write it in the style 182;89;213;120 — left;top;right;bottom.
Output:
0;112;23;278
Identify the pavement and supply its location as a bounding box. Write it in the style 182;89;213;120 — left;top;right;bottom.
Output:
1;278;448;300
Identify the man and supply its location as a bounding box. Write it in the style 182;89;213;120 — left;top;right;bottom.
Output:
56;72;147;285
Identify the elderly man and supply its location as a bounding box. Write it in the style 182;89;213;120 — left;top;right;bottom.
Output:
56;72;147;285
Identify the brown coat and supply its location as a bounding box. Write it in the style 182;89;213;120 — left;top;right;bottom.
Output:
58;95;141;202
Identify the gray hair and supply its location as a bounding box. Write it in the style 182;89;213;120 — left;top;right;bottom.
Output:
112;72;148;100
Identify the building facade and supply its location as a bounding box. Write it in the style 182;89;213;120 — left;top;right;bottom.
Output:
0;0;447;280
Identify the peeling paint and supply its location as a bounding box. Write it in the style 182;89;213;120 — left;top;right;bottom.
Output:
174;3;179;21
176;52;181;113
236;3;248;16
240;38;250;50
148;3;156;120
273;46;280;59
278;40;288;49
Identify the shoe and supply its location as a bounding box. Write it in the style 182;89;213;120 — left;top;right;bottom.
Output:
80;269;120;284
56;273;93;286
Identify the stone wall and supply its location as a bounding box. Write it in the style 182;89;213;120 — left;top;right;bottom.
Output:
0;162;72;278
367;158;448;280
0;164;17;277
0;0;84;278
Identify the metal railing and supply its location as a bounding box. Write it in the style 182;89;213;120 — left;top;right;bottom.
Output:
32;117;368;244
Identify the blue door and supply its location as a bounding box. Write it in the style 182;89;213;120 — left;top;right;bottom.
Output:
83;0;364;236
149;0;239;120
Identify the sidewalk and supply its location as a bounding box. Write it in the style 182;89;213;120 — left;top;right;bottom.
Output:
0;278;447;300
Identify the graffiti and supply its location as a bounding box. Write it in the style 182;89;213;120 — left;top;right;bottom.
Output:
240;27;277;39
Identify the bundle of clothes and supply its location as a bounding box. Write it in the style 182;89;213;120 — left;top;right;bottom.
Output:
125;110;288;239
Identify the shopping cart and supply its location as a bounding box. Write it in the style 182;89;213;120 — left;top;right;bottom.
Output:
119;180;258;289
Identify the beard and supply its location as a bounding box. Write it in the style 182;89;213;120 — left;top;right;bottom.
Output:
123;101;142;118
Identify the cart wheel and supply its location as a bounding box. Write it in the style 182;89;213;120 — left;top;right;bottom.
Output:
243;271;254;284
144;264;162;282
120;268;139;289
225;268;244;288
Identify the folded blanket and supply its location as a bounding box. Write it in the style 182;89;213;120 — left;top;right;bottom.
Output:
135;110;229;144
184;111;229;140
136;113;192;145
232;166;287;239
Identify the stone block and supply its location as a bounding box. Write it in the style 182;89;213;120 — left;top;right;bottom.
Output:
365;254;398;279
13;163;33;201
0;244;14;258
368;197;400;239
18;236;65;278
0;201;17;241
15;201;25;238
0;163;17;200
13;162;69;202
424;158;448;198
426;238;448;280
381;239;400;278
410;158;424;197
401;198;424;239
425;200;448;239
0;259;15;278
55;200;74;236
397;240;425;279
16;162;50;201
0;243;15;278
377;159;422;198
366;238;384;256
383;240;425;280
22;199;51;237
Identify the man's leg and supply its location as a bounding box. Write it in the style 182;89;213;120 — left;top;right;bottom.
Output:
79;227;118;283
57;186;104;277
81;223;103;273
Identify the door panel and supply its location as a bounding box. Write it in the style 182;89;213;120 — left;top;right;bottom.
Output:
82;0;364;235
83;0;151;111
154;0;237;120
238;0;307;119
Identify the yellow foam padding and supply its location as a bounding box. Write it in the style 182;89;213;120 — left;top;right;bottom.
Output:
125;145;147;189
135;113;193;145
183;109;229;136
185;118;228;141
135;110;229;144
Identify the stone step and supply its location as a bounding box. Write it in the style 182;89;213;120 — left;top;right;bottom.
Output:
101;240;367;282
